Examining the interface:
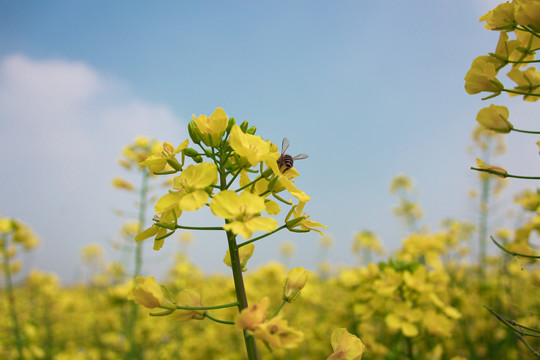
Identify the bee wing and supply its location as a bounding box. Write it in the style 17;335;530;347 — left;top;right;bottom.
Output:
293;154;309;160
281;137;290;154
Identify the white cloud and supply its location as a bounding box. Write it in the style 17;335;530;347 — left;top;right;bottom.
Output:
0;54;185;282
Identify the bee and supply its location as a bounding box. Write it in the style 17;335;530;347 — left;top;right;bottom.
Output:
277;137;308;173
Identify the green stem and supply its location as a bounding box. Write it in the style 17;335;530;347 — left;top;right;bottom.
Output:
238;225;288;248
516;25;540;39
489;53;540;64
272;193;292;205
236;174;266;193
485;306;540;357
204;312;235;325
2;235;25;360
511;128;540;134
174;301;239;311
271;299;287;318
502;89;540;97
491;236;540;259
226;229;259;359
174;225;224;231
226;167;243;189
471;167;540;179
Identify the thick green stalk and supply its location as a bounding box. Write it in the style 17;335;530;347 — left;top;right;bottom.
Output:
2;235;25;360
218;154;259;359
226;229;259;360
126;168;149;360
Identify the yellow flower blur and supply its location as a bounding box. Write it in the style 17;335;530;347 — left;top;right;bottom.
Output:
250;316;304;349
112;177;135;191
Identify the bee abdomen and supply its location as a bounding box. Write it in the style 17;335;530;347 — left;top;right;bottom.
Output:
278;154;294;171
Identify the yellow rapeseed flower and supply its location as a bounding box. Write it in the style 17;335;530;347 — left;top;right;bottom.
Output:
192;107;229;146
223;243;255;272
127;276;168;309
250;316;304;349
507;66;540;101
170;289;205;322
139;139;188;174
478;1;515;30
286;201;326;235
154;162;217;213
230;125;280;167
210;190;278;239
464;56;504;95
327;328;365;360
136;207;181;250
476;104;512;133
236;297;270;331
514;0;540;32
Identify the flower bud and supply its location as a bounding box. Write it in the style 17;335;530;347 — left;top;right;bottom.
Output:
283;266;310;302
183;148;199;158
239;120;249;133
188;121;202;144
227;117;236;132
247;126;257;135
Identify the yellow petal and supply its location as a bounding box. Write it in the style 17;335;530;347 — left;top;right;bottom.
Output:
155;192;183;214
179;190;210;211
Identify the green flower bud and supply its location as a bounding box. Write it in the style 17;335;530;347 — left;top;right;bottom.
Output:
183;148;200;158
193;155;203;163
240;120;249;133
283;267;310;302
188;121;202;144
227;117;236;132
247;126;257;135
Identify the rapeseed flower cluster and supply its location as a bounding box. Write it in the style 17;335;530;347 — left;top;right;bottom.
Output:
129;108;327;358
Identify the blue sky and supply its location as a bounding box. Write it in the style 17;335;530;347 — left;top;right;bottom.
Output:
1;0;538;283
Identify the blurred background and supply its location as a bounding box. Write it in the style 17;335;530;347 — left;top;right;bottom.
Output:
1;0;538;283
